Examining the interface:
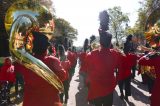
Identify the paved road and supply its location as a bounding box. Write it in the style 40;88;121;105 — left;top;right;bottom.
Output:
67;63;151;106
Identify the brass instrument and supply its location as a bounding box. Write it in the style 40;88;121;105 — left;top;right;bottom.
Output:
139;5;160;80
5;0;64;92
138;51;160;80
145;7;160;48
140;65;156;79
137;45;153;52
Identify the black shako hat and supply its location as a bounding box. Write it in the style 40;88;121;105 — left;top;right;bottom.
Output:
98;10;112;48
32;31;50;55
99;30;112;48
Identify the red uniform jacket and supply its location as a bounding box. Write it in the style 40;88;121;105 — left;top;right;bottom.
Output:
84;48;124;100
137;53;146;75
79;52;87;73
138;54;160;106
61;59;71;80
52;46;57;57
72;52;77;65
67;51;76;67
117;53;138;81
14;54;66;106
0;63;15;83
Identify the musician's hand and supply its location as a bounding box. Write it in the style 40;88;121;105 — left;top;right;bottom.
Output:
137;45;153;52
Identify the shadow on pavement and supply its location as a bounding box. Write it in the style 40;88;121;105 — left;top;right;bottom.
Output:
131;79;148;92
131;85;150;105
75;86;89;106
74;79;80;82
75;74;89;106
113;90;134;106
125;100;135;106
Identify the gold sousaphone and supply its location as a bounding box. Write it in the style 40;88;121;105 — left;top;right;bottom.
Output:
5;0;64;92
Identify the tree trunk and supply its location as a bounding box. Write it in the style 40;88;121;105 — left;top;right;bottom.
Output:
115;32;119;47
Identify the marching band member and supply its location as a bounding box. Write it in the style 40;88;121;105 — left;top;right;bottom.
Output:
138;51;160;106
67;47;77;77
83;10;124;106
138;13;160;105
14;32;66;106
117;35;140;101
48;44;57;57
78;38;90;89
64;39;77;81
58;45;71;104
79;39;89;76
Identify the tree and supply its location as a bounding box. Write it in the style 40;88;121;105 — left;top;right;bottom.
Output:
54;18;78;46
131;0;156;44
108;6;129;46
54;18;77;39
39;0;55;14
90;35;96;44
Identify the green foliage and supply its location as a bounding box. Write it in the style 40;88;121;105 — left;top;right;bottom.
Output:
53;18;78;47
133;0;155;38
108;6;129;45
54;18;78;39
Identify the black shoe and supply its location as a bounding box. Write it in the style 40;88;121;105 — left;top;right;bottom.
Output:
124;96;129;102
131;75;135;79
141;82;146;84
149;96;151;100
64;99;68;104
8;100;13;104
120;94;124;100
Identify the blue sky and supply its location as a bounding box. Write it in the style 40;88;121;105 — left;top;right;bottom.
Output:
53;0;142;46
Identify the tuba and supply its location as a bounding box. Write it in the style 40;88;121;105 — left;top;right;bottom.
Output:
5;0;64;92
